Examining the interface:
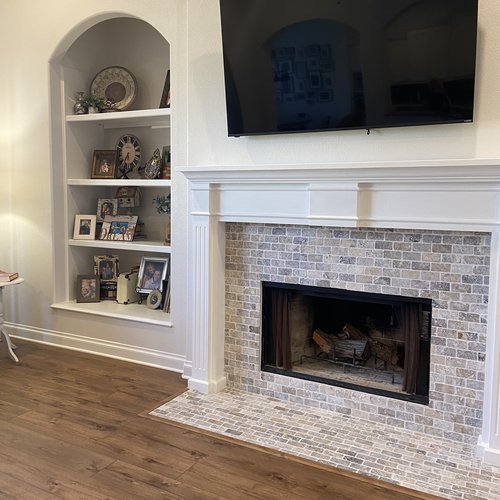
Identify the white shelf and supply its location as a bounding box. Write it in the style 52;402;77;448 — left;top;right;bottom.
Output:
51;300;172;327
67;178;171;187
69;239;171;254
66;108;171;129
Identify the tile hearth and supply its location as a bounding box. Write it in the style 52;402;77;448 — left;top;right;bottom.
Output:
151;389;500;500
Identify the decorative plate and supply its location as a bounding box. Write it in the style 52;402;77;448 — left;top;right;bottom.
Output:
90;66;137;110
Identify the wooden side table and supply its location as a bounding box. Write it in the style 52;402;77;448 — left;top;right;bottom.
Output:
0;277;24;363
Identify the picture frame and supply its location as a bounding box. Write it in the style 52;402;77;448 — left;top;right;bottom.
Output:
73;215;96;240
159;69;170;108
76;275;100;303
136;256;169;294
160;146;171;180
99;215;138;241
91;150;118;179
96;198;118;222
93;254;119;281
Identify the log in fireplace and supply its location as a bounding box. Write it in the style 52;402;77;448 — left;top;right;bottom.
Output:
261;282;432;404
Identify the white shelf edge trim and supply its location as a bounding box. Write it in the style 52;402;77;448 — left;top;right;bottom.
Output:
69;239;171;253
67;179;172;187
51;301;172;327
66;107;170;123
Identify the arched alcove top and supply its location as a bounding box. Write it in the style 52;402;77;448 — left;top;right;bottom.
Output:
52;15;170;112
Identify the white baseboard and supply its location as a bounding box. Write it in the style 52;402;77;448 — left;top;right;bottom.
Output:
188;375;227;394
6;322;186;373
182;360;192;380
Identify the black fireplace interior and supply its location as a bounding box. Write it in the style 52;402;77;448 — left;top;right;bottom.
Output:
261;282;431;404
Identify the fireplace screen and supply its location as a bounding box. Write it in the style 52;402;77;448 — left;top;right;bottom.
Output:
261;282;431;404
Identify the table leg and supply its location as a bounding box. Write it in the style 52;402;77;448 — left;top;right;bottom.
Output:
0;288;19;363
0;329;19;363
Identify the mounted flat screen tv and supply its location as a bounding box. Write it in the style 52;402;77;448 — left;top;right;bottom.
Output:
219;0;479;136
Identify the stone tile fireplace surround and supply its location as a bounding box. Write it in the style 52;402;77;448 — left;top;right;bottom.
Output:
225;224;488;441
181;160;500;465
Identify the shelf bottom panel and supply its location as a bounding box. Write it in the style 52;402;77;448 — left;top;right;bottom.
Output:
51;300;172;327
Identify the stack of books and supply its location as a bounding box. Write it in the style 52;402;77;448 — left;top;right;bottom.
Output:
0;270;18;282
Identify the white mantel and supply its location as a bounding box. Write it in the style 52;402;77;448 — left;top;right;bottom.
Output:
181;159;500;465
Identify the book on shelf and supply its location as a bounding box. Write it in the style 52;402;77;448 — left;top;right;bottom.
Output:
162;276;171;314
0;270;19;282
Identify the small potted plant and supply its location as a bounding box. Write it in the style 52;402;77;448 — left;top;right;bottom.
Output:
152;194;171;215
75;93;107;114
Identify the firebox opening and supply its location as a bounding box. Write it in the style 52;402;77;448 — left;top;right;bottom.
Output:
261;282;431;404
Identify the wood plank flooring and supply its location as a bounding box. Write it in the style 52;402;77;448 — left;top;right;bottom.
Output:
0;340;443;499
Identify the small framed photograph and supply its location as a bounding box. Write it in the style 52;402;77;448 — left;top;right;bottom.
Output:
91;150;118;179
73;215;96;240
93;255;119;281
76;275;100;303
96;198;118;222
159;69;170;108
99;215;138;241
136;256;169;294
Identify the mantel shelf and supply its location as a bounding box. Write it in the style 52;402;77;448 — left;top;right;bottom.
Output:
69;239;171;254
66;108;171;129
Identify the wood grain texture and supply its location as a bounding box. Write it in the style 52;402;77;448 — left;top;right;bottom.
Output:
0;340;443;499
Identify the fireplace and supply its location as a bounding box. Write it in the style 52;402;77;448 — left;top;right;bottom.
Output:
182;160;500;465
261;281;431;404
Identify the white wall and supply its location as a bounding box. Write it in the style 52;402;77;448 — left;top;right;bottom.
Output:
2;0;500;373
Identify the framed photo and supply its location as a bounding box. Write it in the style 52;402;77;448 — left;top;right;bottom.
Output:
91;150;118;179
96;198;118;222
76;275;100;303
73;215;96;240
99;215;138;241
136;256;169;294
93;254;119;281
159;69;170;108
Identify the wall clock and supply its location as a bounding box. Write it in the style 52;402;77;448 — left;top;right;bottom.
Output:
116;134;141;178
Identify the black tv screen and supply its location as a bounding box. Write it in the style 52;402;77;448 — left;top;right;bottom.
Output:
219;0;479;136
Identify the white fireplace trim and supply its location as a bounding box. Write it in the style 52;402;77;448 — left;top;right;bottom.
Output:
181;159;500;465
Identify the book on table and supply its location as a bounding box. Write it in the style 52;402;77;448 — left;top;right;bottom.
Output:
0;271;18;282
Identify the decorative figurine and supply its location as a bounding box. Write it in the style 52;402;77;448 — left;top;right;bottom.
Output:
144;148;162;179
73;92;86;115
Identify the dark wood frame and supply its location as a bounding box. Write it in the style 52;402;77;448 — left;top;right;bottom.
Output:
91;150;118;179
159;69;170;108
76;274;100;303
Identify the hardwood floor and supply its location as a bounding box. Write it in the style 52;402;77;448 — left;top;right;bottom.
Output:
0;340;443;499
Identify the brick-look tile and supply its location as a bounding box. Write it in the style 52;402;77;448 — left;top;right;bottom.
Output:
224;224;490;449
